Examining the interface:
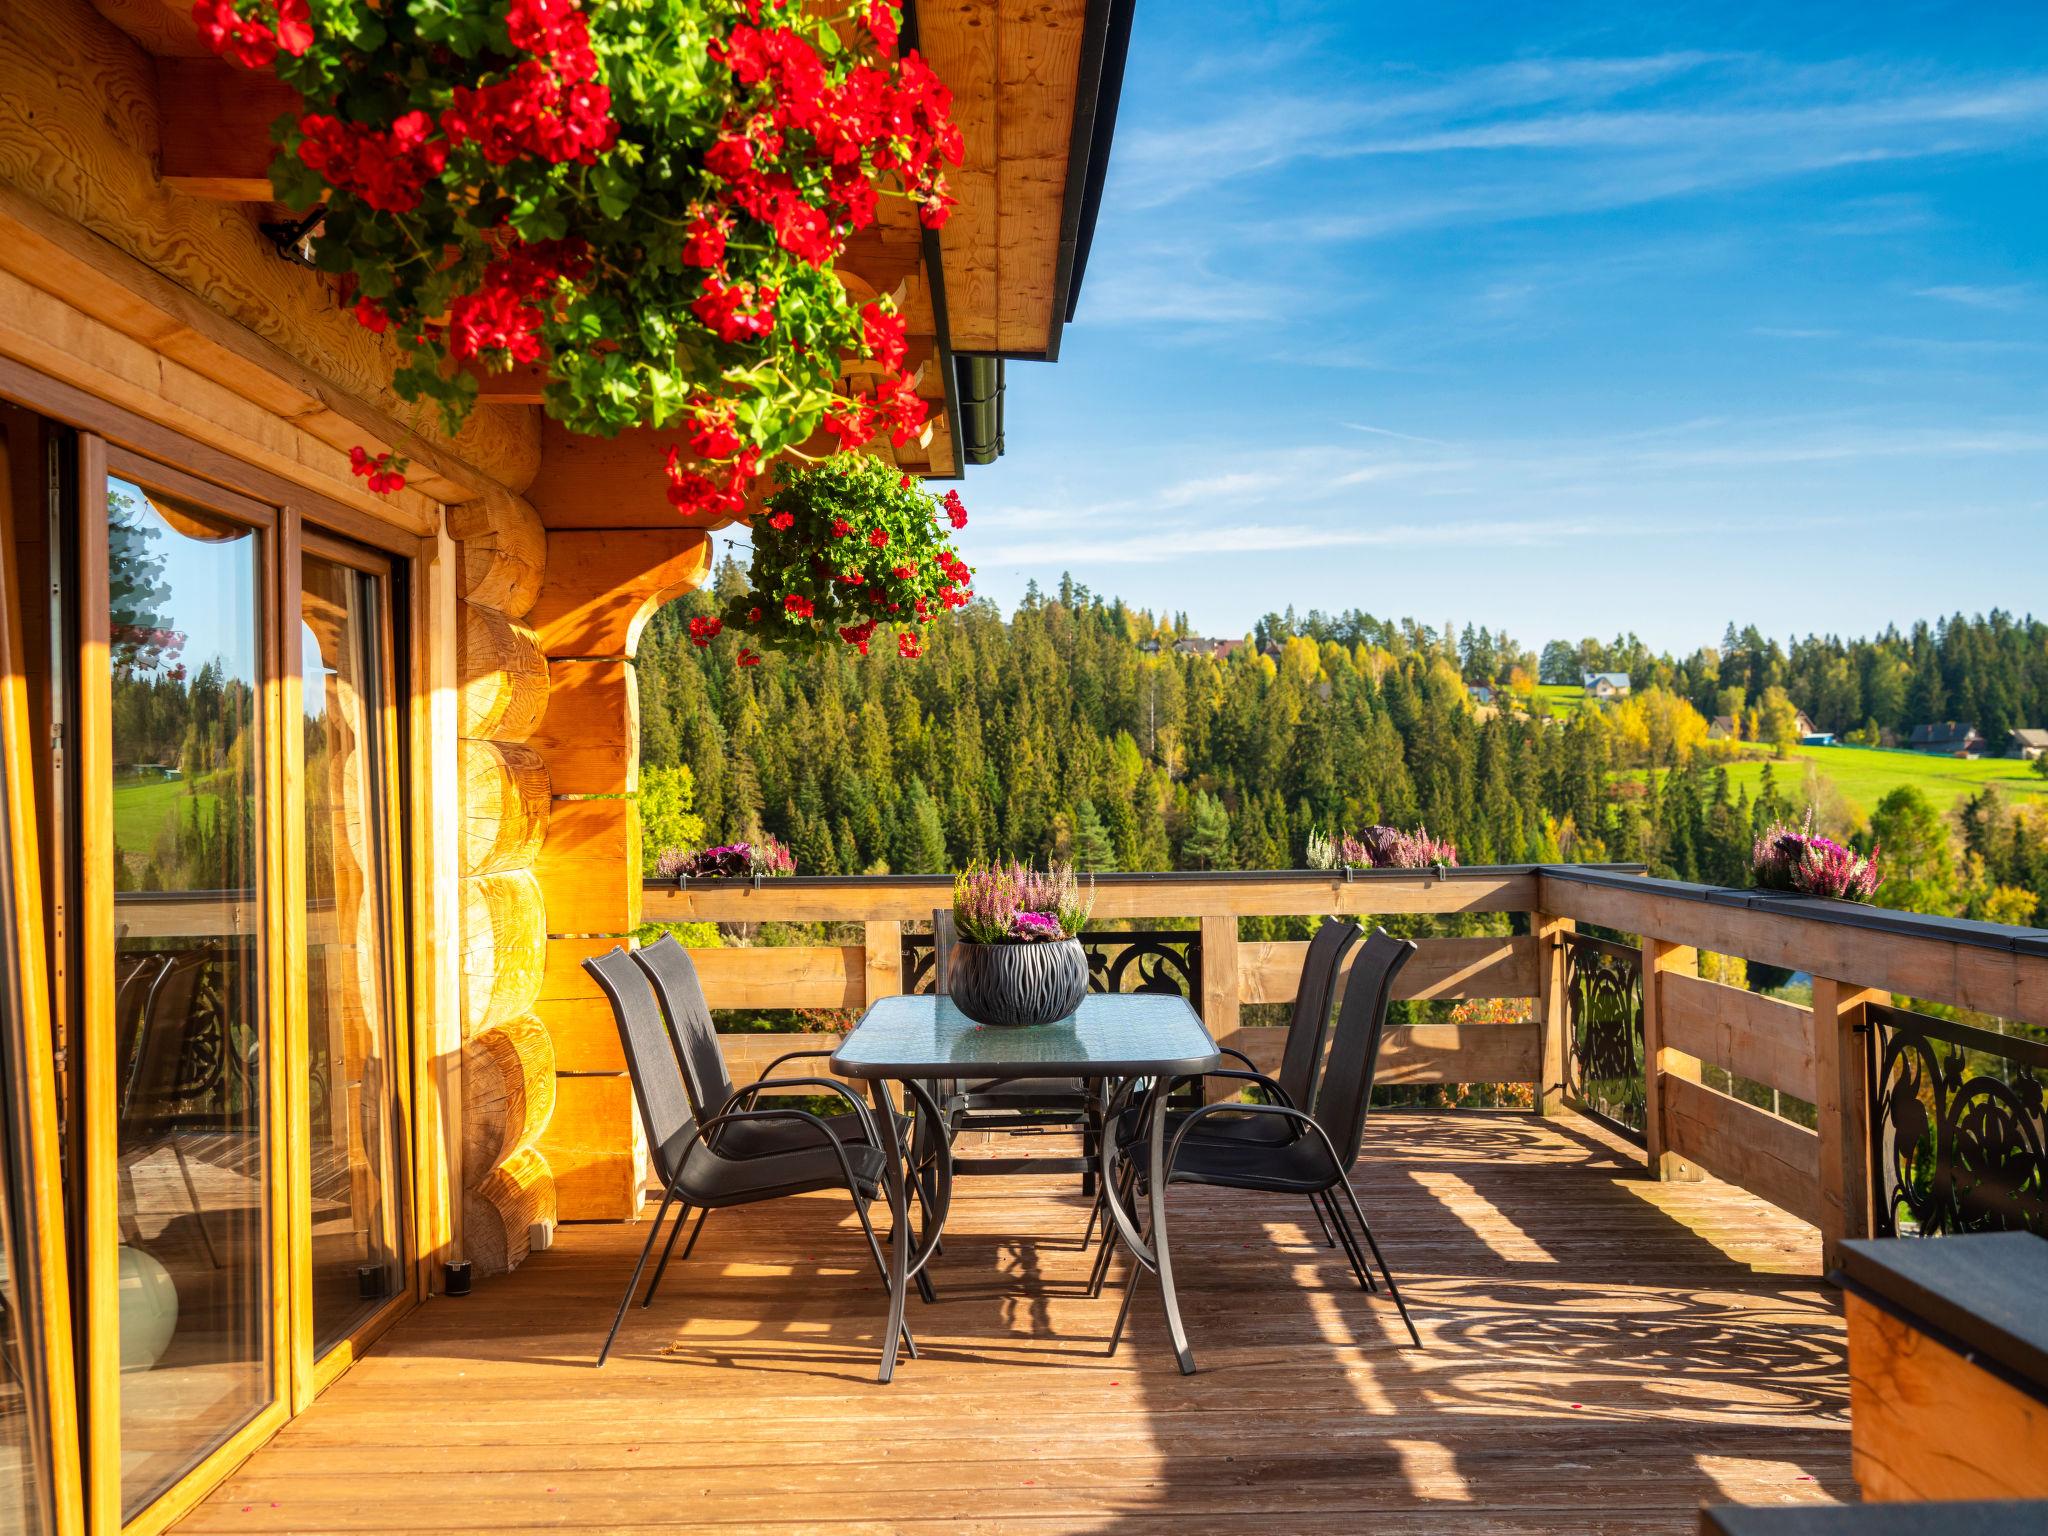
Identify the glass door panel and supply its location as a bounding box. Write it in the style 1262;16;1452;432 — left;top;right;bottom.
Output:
0;926;51;1535
298;551;405;1354
103;477;271;1517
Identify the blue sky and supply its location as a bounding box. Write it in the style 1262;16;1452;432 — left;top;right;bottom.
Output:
959;2;2048;654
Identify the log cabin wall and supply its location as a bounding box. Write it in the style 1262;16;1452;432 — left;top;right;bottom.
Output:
451;498;561;1275
524;525;713;1220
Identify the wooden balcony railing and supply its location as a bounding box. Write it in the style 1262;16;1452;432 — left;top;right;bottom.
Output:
646;865;2048;1267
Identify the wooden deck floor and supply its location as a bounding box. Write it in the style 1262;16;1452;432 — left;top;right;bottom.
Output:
179;1111;1852;1534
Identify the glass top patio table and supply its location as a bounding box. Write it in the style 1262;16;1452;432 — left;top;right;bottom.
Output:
830;992;1220;1081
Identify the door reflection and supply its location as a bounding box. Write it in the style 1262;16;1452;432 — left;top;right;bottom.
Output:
299;553;405;1354
105;478;270;1516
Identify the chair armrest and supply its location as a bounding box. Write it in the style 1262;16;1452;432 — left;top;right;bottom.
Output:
724;1076;880;1146
1217;1045;1263;1073
1160;1067;1296;1108
1164;1100;1342;1175
685;1106;878;1199
756;1046;838;1081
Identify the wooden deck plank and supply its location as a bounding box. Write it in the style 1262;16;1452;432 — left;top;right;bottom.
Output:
176;1112;1850;1534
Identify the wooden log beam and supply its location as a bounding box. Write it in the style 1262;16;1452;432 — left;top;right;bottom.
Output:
524;528;712;660
533;797;641;937
527;658;638;797
456;605;550;742
155;58;291;199
447;488;548;620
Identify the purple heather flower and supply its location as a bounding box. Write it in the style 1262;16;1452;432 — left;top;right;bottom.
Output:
1009;910;1065;942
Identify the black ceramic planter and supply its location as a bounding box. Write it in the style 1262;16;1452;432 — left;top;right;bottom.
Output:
947;937;1089;1027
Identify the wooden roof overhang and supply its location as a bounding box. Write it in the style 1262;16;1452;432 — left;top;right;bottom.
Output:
75;0;1132;529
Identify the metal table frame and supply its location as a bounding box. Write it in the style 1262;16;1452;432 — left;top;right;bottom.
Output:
830;993;1221;1383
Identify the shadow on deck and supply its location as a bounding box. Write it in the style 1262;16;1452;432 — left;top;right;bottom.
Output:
179;1111;1851;1534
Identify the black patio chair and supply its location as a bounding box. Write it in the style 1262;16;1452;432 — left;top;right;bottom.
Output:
583;945;916;1369
1108;927;1423;1354
629;934;945;1302
1088;916;1361;1278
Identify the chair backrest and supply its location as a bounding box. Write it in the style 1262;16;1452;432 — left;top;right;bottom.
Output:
1312;928;1417;1167
931;908;957;993
584;946;699;1185
1276;917;1362;1110
633;936;737;1116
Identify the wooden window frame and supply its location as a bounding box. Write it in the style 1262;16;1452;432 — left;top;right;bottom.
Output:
288;531;416;1405
0;352;447;1536
0;414;85;1536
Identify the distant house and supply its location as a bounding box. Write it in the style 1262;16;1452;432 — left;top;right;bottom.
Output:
1791;709;1817;737
1909;722;1985;758
1801;731;1837;747
2010;728;2048;761
1468;685;1495;707
1708;714;1738;742
1583;672;1631;701
1172;636;1244;660
1137;639;1161;655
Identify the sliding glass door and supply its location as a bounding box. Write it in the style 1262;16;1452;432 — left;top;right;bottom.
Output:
96;467;277;1519
57;438;418;1532
296;543;407;1362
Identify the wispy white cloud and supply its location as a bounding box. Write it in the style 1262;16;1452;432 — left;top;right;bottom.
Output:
1913;283;2032;310
1109;53;2048;241
983;517;1598;567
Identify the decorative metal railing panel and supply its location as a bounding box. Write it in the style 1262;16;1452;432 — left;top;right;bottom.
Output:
903;929;1201;1002
1562;931;1646;1142
1866;1002;2048;1238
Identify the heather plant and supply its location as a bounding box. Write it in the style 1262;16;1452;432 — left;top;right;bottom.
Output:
1307;825;1460;871
952;860;1093;943
654;835;796;881
1751;814;1882;902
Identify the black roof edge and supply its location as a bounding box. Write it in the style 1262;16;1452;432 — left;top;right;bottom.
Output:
1041;0;1136;363
919;223;966;481
1063;0;1135;328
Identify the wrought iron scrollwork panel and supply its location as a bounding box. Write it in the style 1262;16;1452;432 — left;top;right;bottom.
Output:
1562;932;1645;1142
903;929;1201;1001
1867;1003;2048;1239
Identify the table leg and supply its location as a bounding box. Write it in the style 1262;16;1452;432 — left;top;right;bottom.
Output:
1147;1078;1197;1374
870;1080;912;1384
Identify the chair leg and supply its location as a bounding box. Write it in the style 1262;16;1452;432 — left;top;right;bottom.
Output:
1320;1189;1376;1293
640;1202;692;1308
1336;1178;1421;1348
1086;1158;1137;1298
599;1188;676;1368
1079;1187;1104;1250
1107;1252;1146;1356
851;1192;919;1361
1307;1193;1337;1249
679;1205;711;1260
171;1141;224;1270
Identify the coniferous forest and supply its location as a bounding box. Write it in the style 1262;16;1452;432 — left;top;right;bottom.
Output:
639;564;2048;926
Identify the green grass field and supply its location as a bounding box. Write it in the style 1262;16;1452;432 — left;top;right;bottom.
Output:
1532;683;1585;717
1698;744;2046;821
111;773;217;856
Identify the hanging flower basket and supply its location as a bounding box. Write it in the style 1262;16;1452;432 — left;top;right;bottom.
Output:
198;0;963;608
687;452;972;659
